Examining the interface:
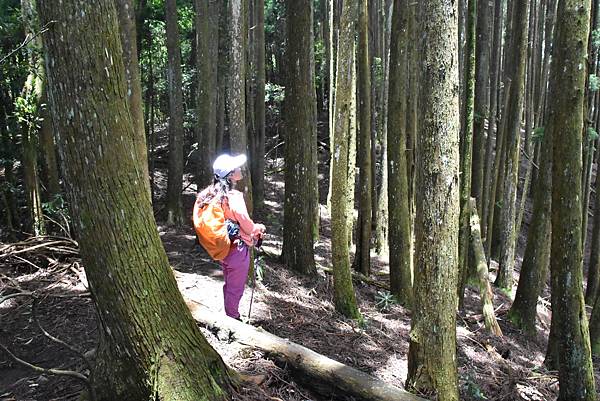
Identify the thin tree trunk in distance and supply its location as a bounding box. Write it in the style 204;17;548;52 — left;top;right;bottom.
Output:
115;0;149;186
165;0;184;225
38;0;236;398
548;0;596;397
38;90;60;197
495;0;528;290
195;0;216;185
406;1;460;399
331;0;361;320
253;0;266;208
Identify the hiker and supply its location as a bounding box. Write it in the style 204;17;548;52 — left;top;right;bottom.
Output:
194;154;266;320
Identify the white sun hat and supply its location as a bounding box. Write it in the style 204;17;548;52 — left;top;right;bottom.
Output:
213;154;247;178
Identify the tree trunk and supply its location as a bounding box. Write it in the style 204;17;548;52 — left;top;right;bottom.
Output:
387;0;413;306
165;0;184;225
253;0;266;208
495;0;528;291
458;0;476;305
471;0;490;214
38;91;60;197
481;0;505;239
331;0;360;320
115;0;149;187
38;0;236;399
282;0;318;276
548;0;597;397
227;0;253;211
354;0;372;276
507;121;551;335
406;1;460;400
194;0;216;185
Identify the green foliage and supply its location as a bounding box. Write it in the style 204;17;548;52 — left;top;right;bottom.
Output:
372;57;383;84
532;126;545;142
589;74;600;92
593;29;600;49
254;255;265;282
588;126;598;142
265;82;285;104
464;376;487;400
375;290;397;312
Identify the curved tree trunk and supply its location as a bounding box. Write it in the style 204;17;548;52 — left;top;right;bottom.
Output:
387;0;413;306
548;0;596;397
406;1;460;399
38;0;236;399
282;0;317;275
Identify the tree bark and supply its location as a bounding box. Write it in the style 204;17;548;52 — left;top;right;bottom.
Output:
406;1;460;400
253;0;266;208
548;0;596;397
165;0;184;224
282;0;318;275
331;0;361;320
194;0;216;185
38;0;235;399
387;0;413;306
354;0;373;276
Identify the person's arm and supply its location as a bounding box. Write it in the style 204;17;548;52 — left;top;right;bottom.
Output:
228;192;265;239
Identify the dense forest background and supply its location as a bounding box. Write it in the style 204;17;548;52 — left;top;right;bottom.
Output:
2;0;600;400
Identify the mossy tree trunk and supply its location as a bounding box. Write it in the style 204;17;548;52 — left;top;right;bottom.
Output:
507;123;551;335
458;0;476;305
494;0;528;290
354;0;372;276
331;0;361;320
165;0;184;225
548;0;596;398
387;0;413;307
38;0;236;399
282;0;317;276
38;90;60;198
406;1;460;400
194;0;216;186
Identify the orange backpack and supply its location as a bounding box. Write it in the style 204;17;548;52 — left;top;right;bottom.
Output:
193;195;231;260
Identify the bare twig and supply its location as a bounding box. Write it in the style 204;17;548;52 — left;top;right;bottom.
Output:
0;291;33;305
0;342;89;385
32;298;92;370
0;21;55;64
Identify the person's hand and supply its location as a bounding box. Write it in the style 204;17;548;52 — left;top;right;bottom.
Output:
256;224;266;235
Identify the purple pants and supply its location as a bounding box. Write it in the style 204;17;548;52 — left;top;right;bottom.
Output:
220;242;250;319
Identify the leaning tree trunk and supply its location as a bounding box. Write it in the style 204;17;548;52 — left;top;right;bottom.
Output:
354;0;372;276
331;0;361;320
387;0;413;307
406;1;460;400
165;0;184;225
194;0;216;185
38;0;236;399
548;0;597;398
282;0;318;276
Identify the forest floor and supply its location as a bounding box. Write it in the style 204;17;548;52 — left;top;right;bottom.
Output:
2;140;600;401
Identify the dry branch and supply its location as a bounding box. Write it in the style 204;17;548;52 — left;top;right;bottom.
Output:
186;299;427;401
321;267;390;291
469;198;503;336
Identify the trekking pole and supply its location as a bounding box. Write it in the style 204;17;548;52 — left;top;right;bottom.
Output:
247;235;263;323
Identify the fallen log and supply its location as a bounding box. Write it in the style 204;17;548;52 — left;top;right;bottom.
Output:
321;266;391;291
469;198;503;336
186;299;427;401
